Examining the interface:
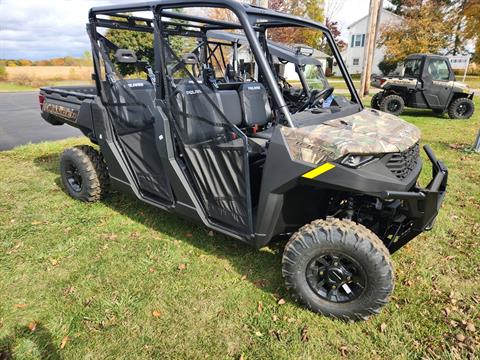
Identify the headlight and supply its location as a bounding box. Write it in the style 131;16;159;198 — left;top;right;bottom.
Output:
340;154;376;168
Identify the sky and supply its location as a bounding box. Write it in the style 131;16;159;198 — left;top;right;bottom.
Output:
0;0;374;60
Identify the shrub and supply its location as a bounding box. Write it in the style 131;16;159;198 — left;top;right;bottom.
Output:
0;64;7;81
378;60;398;76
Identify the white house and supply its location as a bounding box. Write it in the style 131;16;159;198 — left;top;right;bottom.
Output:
335;9;403;76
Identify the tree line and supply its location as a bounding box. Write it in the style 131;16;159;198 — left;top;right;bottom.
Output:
0;51;93;67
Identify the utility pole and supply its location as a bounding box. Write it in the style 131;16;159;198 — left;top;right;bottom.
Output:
359;0;383;97
474;129;480;153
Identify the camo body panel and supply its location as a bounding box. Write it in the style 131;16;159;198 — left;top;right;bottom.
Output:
281;108;421;165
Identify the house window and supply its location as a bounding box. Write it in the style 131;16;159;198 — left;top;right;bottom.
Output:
353;58;360;66
351;34;365;47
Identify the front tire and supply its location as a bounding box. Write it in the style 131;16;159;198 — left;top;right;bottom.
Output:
371;93;382;110
282;218;394;321
60;145;109;202
379;94;405;116
448;97;474;119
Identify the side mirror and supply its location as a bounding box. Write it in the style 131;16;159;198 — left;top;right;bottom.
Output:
91;73;97;81
114;49;137;64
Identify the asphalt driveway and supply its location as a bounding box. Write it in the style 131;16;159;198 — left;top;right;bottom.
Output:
0;92;81;151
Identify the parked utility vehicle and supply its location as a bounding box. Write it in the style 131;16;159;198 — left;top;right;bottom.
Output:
39;1;448;321
371;54;475;119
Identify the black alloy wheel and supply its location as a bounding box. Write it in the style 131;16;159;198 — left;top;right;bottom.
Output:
448;97;475;119
64;160;83;193
59;145;109;202
306;253;366;303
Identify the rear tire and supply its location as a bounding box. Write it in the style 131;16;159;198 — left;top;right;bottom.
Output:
448;97;474;119
371;93;381;110
60;145;109;202
282;218;394;321
379;94;404;116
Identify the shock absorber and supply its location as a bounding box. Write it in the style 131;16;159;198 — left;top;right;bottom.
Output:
345;197;354;220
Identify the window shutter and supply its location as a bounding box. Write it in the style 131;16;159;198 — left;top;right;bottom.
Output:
351;35;355;47
361;34;365;47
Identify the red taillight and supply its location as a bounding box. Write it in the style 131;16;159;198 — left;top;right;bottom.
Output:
38;94;45;110
379;79;386;86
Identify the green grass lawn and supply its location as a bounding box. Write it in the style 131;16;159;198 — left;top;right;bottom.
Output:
1;101;479;359
0;82;37;92
0;81;94;93
463;76;480;89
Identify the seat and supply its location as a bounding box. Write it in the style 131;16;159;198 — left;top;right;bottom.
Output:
216;90;242;126
238;82;272;127
173;80;226;143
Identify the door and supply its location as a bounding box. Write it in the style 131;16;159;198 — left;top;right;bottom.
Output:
422;58;453;110
95;35;174;203
161;33;253;235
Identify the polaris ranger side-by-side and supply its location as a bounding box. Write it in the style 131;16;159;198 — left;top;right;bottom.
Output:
371;54;475;118
39;1;448;320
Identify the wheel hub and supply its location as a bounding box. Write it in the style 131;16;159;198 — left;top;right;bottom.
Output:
65;162;83;192
306;253;366;303
326;267;349;283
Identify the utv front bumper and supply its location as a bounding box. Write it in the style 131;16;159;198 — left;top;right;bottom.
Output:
380;145;448;252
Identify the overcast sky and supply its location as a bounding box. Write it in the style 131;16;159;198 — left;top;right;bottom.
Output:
0;0;374;60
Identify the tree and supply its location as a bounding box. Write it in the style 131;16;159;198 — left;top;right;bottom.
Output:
325;19;346;52
0;63;7;81
463;0;480;62
380;0;452;63
105;25;154;75
268;0;325;47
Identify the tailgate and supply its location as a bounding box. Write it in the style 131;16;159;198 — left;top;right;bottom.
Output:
40;86;96;126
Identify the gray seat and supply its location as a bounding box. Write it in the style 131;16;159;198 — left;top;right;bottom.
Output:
238;82;275;143
238;82;272;127
216;90;242;126
174;80;226;144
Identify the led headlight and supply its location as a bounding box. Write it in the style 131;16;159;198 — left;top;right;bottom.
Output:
340;154;377;168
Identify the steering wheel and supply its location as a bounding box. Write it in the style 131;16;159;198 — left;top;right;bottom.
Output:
309;86;335;108
297;86;334;112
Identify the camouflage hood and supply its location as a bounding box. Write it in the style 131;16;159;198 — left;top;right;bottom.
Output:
281;108;421;165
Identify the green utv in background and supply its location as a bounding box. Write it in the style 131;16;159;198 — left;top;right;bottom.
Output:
371;54;475;119
39;1;448;321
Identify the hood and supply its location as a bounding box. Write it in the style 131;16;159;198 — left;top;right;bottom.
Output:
450;80;472;93
281;108;421;165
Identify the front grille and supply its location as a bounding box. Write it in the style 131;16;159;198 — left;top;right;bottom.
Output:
386;143;420;179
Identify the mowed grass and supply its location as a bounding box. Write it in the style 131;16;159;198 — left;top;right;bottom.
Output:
0;82;37;92
1;100;479;359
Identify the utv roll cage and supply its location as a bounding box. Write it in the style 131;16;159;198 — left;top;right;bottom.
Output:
87;0;361;129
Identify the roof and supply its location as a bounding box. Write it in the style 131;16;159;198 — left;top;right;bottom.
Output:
89;0;329;34
347;8;403;30
207;30;328;65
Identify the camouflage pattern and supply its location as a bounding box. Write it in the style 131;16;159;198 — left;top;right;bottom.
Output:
371;77;418;90
449;80;473;95
281;108;421;165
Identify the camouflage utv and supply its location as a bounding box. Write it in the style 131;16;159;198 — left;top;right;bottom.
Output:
371;54;475;119
39;0;448;321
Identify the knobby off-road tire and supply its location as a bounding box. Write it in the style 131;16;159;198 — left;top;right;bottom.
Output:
448;97;474;119
371;93;381;110
282;218;394;321
379;94;404;116
60;145;109;202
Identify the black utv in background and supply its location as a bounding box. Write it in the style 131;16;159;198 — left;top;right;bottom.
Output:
39;1;448;321
371;54;475;119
